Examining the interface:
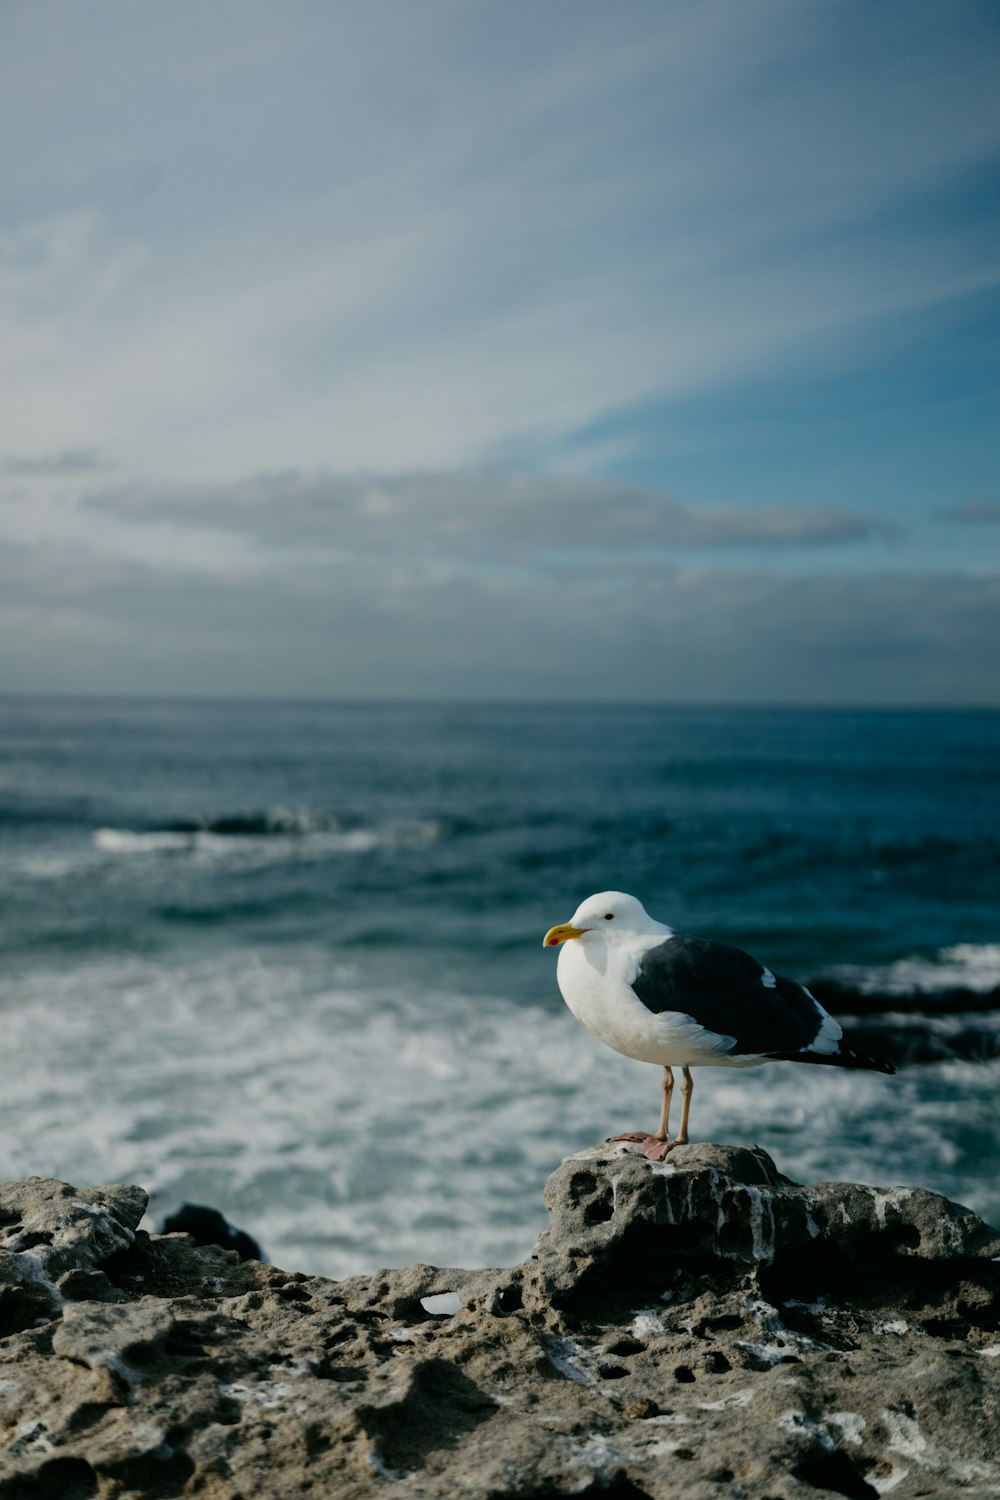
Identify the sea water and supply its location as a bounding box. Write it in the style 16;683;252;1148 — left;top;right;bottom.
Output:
1;698;998;1275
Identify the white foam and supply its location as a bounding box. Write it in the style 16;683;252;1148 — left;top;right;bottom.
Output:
0;942;998;1281
93;820;439;861
95;829;204;853
826;944;1000;996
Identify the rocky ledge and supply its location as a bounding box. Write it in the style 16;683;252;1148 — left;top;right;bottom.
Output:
2;1146;999;1500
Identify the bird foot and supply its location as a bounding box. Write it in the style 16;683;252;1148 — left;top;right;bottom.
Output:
606;1132;683;1162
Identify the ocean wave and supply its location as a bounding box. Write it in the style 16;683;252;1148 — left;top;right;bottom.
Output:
94;814;440;858
868;835;985;867
2;946;998;1279
163;807;329;836
839;1014;1000;1067
821;943;1000;998
0;799;94;829
96;829;203;853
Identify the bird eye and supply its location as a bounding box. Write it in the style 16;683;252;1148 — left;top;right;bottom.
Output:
604;912;614;920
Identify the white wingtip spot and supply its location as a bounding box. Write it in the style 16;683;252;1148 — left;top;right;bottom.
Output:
808;1001;843;1056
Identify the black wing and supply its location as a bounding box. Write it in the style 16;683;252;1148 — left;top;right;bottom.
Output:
630;935;829;1056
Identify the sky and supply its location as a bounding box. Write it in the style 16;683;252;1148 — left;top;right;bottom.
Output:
1;0;998;704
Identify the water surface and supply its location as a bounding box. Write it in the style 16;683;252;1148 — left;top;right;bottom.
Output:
2;698;997;1272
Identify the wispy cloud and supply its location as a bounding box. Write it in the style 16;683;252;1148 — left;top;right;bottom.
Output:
2;447;109;476
0;5;997;480
0;536;996;705
0;2;995;704
946;500;1000;523
85;470;876;559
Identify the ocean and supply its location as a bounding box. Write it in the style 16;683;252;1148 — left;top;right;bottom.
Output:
1;697;998;1275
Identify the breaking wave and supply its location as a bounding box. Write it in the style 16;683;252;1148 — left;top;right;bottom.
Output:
163;808;331;836
821;943;1000;998
94;808;440;857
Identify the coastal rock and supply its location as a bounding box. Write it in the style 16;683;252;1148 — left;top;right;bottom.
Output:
810;977;1000;1065
1;1148;998;1498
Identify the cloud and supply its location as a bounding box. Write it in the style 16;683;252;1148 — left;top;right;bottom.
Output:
0;537;996;706
1;447;109;476
85;470;876;560
946;500;1000;523
0;5;994;707
0;6;996;480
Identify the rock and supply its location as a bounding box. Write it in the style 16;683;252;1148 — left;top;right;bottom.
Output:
0;1179;145;1344
808;978;1000;1018
805;980;1000;1066
1;1146;998;1498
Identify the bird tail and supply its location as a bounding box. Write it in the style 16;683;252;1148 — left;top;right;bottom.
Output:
771;1040;896;1075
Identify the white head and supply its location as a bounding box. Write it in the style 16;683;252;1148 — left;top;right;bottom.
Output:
543;890;669;950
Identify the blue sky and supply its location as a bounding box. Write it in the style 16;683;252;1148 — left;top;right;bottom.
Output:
0;0;998;702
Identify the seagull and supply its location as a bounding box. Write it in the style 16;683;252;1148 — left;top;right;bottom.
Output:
543;890;895;1161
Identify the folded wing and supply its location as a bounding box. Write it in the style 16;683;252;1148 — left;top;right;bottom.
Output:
631;935;894;1072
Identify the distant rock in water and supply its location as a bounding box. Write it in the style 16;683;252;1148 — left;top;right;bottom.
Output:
1;1149;998;1496
163;806;325;836
838;1017;1000;1066
808;975;1000;1066
143;1189;265;1263
93;806;441;856
809;975;1000;1017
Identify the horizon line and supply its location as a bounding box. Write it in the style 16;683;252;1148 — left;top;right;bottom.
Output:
1;690;998;715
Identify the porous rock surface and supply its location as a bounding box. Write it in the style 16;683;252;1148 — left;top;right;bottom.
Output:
1;1146;999;1499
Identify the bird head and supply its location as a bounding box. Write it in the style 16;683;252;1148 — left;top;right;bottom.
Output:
543;890;665;950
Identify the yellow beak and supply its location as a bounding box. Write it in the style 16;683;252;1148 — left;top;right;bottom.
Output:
543;923;587;949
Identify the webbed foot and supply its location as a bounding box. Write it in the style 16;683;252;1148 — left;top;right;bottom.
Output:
606;1132;687;1162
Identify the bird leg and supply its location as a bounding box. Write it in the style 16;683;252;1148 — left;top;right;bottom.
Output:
675;1065;693;1145
607;1066;679;1159
656;1065;674;1140
607;1066;693;1162
635;1070;694;1161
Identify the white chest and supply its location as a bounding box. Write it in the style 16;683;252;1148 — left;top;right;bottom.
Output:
555;936;743;1068
554;936;749;1068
